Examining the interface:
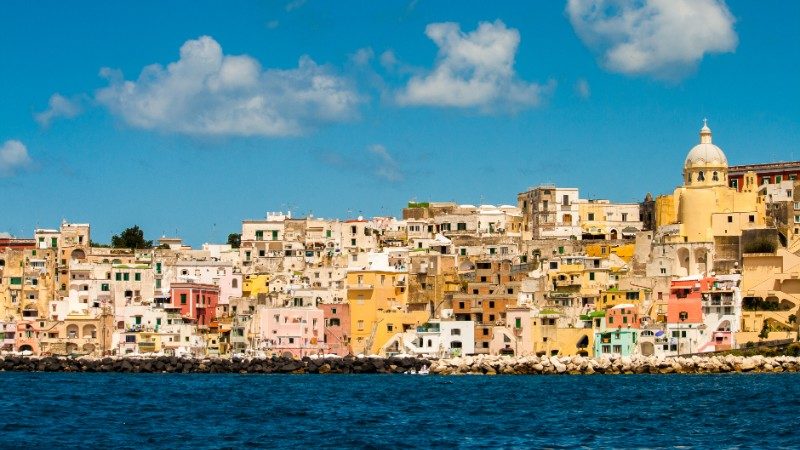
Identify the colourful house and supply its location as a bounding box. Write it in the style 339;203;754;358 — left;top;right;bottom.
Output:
594;304;640;356
170;283;220;326
346;267;429;355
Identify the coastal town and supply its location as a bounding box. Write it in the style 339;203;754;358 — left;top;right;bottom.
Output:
1;123;798;361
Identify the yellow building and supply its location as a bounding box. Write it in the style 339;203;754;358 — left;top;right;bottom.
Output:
655;121;766;243
243;274;271;298
585;243;635;262
596;288;648;311
737;249;800;342
346;269;429;355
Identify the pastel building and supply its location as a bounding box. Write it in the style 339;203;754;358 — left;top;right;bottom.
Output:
665;276;709;355
170;283;220;326
253;306;325;358
594;304;640;357
320;303;351;356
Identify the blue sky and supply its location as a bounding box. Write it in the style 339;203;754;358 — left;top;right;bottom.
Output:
1;0;798;246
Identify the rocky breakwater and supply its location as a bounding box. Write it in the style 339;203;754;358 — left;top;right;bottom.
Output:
0;355;431;374
429;354;800;375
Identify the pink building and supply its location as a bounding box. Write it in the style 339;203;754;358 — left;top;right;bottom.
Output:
320;303;351;356
170;283;220;326
256;307;325;358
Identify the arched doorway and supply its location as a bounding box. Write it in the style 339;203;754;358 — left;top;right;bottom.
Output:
71;249;86;261
676;248;690;277
610;229;618;240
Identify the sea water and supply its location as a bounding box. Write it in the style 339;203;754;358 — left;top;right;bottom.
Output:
2;372;799;448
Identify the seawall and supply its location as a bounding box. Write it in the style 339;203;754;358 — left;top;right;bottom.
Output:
2;354;799;374
0;355;431;374
429;354;800;375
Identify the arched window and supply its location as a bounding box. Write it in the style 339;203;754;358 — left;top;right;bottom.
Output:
697;171;705;182
712;171;719;181
231;278;238;288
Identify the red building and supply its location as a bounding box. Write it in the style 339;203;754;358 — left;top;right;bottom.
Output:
170;283;219;326
667;277;714;324
319;303;351;356
728;161;800;191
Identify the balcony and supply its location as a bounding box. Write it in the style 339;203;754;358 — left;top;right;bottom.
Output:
348;283;374;290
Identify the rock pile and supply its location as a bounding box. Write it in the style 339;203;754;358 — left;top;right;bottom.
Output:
429;354;800;375
0;355;431;374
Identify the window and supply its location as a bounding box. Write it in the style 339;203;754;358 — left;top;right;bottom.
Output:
460;248;466;256
482;328;489;336
731;179;738;189
123;273;130;281
777;175;783;183
387;324;393;332
712;172;719;181
155;279;161;289
749;215;755;223
101;283;109;292
115;273;122;281
727;216;733;223
155;262;161;274
588;213;595;221
608;317;614;324
697;171;705;182
515;318;522;329
326;230;332;238
255;230;263;240
180;294;187;305
271;230;278;240
458;302;465;309
357;320;364;331
623;316;628;324
451;329;461;336
489;301;495;308
10;277;21;285
351;239;356;246
457;222;466;231
134;273;141;281
589;272;595;281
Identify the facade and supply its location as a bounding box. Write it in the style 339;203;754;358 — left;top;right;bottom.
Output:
170;283;220;326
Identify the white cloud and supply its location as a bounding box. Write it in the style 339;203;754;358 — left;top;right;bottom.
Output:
350;47;374;66
0;140;33;176
575;78;590;99
396;20;550;111
95;36;360;137
567;0;737;79
285;0;306;12
367;144;403;182
35;93;82;127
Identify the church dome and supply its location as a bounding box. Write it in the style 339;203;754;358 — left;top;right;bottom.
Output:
684;120;727;169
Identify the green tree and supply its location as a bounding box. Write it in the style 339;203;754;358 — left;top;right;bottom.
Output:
111;225;153;249
759;320;770;340
227;233;241;249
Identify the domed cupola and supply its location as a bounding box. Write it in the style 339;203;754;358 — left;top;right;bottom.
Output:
683;120;728;188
